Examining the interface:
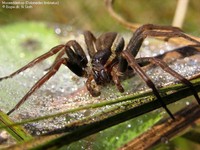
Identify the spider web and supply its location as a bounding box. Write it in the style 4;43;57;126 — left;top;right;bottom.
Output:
0;32;199;136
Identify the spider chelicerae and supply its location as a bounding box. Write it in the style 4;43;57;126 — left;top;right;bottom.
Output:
1;24;200;119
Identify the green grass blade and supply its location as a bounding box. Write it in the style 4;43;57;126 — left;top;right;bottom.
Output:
1;77;200;131
0;110;32;143
6;80;200;150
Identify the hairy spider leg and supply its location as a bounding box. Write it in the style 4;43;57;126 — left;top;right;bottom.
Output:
106;34;125;92
136;45;200;77
0;45;65;81
137;57;200;104
46;40;88;76
7;58;67;115
6;40;90;115
130;24;182;41
154;45;200;62
84;30;124;57
104;34;125;67
118;25;200;119
83;31;100;96
44;50;65;71
130;32;200;57
86;74;101;97
126;24;200;57
84;30;97;57
64;40;88;77
110;64;124;92
45;40;88;73
118;24;182;72
122;51;175;120
66;40;88;66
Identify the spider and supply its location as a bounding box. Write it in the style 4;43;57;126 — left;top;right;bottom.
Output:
1;24;200;119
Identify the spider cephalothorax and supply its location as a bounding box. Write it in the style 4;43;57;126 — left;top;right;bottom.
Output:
89;32;123;85
1;24;200;119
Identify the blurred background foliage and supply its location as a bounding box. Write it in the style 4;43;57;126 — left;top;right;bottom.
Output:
0;0;200;34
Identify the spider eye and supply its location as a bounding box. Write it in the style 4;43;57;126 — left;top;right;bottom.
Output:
93;70;99;83
95;58;100;63
94;70;98;77
92;68;110;85
100;70;109;81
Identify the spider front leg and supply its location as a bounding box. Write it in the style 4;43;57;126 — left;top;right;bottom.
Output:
0;45;65;81
6;40;89;115
7;58;67;115
84;30;97;57
85;74;101;97
83;31;101;96
110;64;124;93
121;51;175;119
46;40;89;74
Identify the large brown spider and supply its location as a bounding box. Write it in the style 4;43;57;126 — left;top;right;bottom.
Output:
1;24;200;119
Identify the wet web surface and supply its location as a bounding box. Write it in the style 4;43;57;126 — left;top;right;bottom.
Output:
0;30;200;135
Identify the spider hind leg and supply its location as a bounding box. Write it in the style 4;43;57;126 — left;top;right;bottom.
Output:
137;57;200;104
122;51;175;120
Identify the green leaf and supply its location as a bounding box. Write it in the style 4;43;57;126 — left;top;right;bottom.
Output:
0;110;32;142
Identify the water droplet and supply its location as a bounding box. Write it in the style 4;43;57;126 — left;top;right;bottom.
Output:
186;101;190;105
127;124;132;128
19;52;25;58
159;49;165;55
55;27;61;35
143;39;149;46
